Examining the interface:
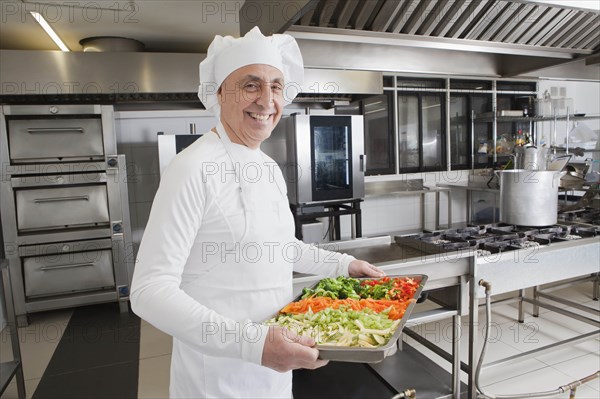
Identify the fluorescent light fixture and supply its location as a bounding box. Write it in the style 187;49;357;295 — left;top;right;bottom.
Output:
30;11;70;52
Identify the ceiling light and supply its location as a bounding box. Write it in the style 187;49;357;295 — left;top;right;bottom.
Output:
30;11;70;52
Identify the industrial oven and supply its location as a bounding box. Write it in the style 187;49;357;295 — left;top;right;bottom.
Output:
263;114;366;205
0;104;133;326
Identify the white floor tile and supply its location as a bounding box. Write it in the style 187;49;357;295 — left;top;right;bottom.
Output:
137;354;171;399
563;385;600;399
536;308;599;335
550;353;600;392
477;358;550;388
543;281;599;305
139;319;173;359
535;338;599;366
495;314;592;354
482;365;587;398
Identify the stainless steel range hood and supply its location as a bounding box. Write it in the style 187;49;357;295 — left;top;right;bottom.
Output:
0;49;382;104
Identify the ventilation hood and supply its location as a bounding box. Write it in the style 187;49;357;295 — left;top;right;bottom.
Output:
0;49;382;105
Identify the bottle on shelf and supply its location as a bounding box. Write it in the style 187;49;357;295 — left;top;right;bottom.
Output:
477;140;488;154
515;129;525;146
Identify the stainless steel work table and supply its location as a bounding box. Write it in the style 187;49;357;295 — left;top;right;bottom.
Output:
292;233;600;399
468;235;600;399
292;236;471;398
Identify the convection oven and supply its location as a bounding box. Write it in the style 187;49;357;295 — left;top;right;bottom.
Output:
263;114;365;205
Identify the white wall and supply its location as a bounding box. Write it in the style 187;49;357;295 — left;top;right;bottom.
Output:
115;80;599;243
537;80;600;162
336;170;470;240
114;109;218;256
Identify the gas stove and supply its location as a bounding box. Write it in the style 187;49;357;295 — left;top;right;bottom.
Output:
396;222;599;255
557;207;600;226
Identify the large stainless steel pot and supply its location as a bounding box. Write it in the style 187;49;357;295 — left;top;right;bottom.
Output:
498;169;564;226
514;146;550;170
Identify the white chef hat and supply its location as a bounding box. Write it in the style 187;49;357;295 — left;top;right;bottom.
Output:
198;26;304;117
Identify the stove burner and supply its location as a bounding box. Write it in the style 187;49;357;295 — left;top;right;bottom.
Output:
558;207;600;226
409;220;598;254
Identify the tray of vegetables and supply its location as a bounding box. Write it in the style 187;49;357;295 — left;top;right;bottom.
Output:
264;274;427;363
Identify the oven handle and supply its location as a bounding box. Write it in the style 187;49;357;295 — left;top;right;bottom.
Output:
360;154;367;172
27;127;85;134
41;263;95;271
34;195;90;203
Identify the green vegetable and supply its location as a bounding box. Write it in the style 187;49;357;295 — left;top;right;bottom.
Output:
301;276;362;300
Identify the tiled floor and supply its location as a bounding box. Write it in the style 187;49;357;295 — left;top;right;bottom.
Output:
1;281;598;399
406;280;600;398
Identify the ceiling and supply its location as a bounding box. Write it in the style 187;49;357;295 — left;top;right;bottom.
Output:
0;0;598;81
0;0;597;54
0;0;244;53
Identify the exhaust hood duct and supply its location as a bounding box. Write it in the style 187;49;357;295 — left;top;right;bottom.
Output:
0;50;382;105
79;37;145;52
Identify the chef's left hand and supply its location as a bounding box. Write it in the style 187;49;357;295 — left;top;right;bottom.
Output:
348;259;385;278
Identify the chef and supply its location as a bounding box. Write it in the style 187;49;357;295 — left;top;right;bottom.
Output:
130;26;384;399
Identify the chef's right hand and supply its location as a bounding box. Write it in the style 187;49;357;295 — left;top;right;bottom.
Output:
261;326;329;372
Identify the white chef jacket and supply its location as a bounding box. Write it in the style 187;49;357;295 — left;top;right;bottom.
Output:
130;123;355;399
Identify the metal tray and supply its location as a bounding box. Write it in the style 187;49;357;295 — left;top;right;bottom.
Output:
275;274;428;363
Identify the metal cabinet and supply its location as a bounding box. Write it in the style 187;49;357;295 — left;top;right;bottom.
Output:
0;105;133;326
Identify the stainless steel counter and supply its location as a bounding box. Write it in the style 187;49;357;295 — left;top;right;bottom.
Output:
316;235;470;398
303;232;599;399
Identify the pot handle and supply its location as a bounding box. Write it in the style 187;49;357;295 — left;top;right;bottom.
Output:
553;171;567;188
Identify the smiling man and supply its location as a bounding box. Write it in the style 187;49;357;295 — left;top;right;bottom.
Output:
218;65;285;148
130;27;384;399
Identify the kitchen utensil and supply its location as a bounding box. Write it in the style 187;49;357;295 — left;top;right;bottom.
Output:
497;169;565;226
564;164;585;179
560;165;586;190
268;274;427;363
559;184;599;212
514;146;550;170
547;155;572;171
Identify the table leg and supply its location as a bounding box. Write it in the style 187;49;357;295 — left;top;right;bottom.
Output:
518;289;525;323
436;191;440;229
467;190;472;225
452;314;461;399
533;286;540;317
420;193;425;230
468;261;478;399
447;190;452;229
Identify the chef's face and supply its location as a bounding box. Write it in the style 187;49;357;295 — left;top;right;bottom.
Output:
218;64;285;149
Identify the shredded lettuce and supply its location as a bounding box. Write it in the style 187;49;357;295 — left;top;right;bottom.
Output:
265;307;400;347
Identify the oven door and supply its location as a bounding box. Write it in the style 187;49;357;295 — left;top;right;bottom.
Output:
12;173;110;233
7;116;105;163
20;239;115;298
309;116;364;202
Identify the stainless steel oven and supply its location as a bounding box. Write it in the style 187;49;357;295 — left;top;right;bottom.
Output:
0;104;133;325
264;114;365;205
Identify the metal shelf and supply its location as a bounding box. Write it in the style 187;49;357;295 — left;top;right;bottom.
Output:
474;114;600;123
